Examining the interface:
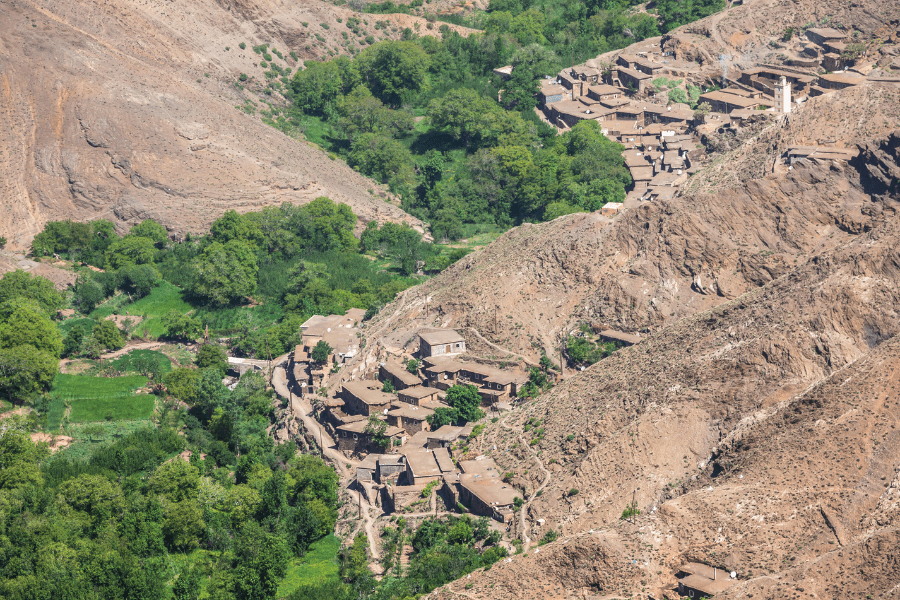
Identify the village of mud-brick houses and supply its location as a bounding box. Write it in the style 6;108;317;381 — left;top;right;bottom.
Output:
284;308;541;523
495;25;899;211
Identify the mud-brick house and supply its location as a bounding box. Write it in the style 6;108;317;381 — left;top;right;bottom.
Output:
387;402;434;435
379;360;422;391
418;330;466;358
336;419;404;454
587;84;625;102
805;27;847;48
675;563;736;598
341;380;396;416
397;385;442;406
457;458;519;523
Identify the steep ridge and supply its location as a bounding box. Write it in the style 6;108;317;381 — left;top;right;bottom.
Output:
423;130;900;600
367;86;900;361
0;0;446;247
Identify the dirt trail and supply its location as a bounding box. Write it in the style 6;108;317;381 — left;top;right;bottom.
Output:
500;412;552;551
272;361;381;561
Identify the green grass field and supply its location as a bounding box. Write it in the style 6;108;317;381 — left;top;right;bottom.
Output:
46;396;67;430
50;374;154;423
277;535;341;597
51;374;149;400
61;420;156;461
90;282;194;338
194;303;284;336
68;395;155;423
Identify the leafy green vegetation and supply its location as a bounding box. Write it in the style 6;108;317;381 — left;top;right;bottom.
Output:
68;393;156;422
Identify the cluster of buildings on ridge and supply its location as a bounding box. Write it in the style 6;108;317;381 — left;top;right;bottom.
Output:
494;26;893;211
287;310;530;522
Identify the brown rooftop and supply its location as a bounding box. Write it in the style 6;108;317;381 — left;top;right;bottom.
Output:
588;84;624;96
806;27;847;39
404;449;442;478
433;447;455;473
342;380;396;406
398;386;442;399
427;425;464;442
819;72;864;85
617;66;651;80
387;402;434;421
381;360;422;386
419;329;465;345
459;474;520;506
337;419;404;437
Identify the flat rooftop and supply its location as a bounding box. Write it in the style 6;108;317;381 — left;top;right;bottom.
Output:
381;360;422;386
404;449;442;478
398;386;442;399
337;419;404;437
419;329;465;345
387;402;434;421
460;474;520;506
342;380;396;406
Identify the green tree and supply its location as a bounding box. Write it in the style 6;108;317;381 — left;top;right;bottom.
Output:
337;88;415;142
428;88;498;147
196;344;228;374
72;273;106;313
0;269;64;315
92;319;125;351
291;197;359;253
667;87;689;105
164;367;200;403
190;240;259;306
0;430;49;490
501;44;559;110
348;133;417;192
150;459;201;502
233;522;290;600
363;414;390;450
163;499;205;551
106;235;157;269
355;41;431;107
173;566;201;600
445;384;484;423
0;344;58;402
0;299;63;356
57;474;126;531
129;219;169;248
311;340;332;363
162;310;203;341
210;210;264;246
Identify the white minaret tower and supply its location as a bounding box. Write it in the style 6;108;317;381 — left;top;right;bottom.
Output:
774;76;791;114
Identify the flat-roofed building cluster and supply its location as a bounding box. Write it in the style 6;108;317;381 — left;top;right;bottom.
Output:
422;356;528;407
288;308;365;392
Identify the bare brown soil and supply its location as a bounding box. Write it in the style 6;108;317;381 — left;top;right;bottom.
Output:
0;0;465;248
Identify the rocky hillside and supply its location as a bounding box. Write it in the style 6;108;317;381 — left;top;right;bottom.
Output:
364;84;900;364
420;130;900;599
0;0;467;247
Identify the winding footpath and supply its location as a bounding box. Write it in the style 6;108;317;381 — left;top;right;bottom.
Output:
500;413;552;551
270;360;381;562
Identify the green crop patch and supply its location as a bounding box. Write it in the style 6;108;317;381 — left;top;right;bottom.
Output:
51;374;148;400
50;374;154;422
277;535;341;597
69;395;155;422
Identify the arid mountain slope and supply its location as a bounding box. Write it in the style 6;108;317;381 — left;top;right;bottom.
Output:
0;0;459;246
423;131;900;600
367;85;900;363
